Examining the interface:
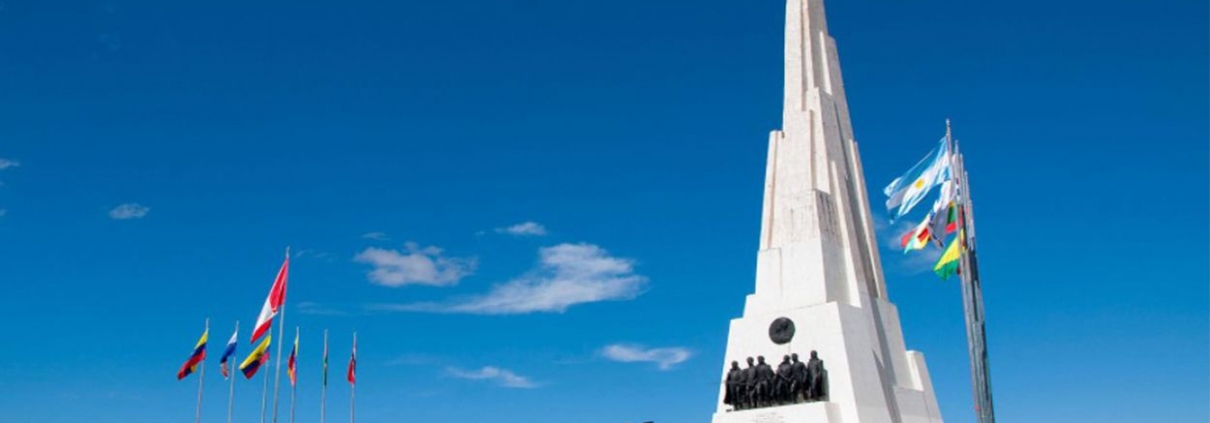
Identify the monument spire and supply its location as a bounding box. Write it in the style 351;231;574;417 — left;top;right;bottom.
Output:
714;1;944;422
783;0;831;112
758;0;886;310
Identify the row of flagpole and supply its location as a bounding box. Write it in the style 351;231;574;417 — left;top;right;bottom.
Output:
881;120;996;423
951;127;996;423
175;248;359;423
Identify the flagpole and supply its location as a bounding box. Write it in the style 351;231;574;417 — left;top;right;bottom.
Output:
272;247;290;423
261;357;270;423
290;326;298;423
196;318;208;423
951;124;996;423
350;332;356;423
963;160;996;423
321;329;328;423
227;321;239;423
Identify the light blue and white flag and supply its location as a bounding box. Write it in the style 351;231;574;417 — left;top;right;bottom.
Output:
883;137;952;221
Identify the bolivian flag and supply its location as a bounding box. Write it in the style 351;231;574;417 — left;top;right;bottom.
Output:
240;335;272;379
176;329;209;380
934;230;964;280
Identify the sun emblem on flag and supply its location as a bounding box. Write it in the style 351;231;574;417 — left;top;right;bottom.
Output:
913;178;926;189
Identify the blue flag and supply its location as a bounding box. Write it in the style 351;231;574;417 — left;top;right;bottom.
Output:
883;137;952;221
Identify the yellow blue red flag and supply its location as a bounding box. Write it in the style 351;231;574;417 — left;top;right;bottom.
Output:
176;329;208;380
239;335;272;379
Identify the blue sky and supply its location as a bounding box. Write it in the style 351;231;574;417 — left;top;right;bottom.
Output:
0;0;1206;422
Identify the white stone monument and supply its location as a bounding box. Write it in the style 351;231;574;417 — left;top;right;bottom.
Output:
711;1;944;422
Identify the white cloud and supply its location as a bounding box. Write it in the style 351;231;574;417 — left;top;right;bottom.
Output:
108;203;149;220
383;243;646;314
446;366;536;389
600;344;693;370
0;158;18;170
876;215;944;275
495;221;547;237
353;242;476;287
362;232;390;241
878;219;915;251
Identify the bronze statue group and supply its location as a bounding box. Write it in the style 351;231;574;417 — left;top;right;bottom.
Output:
723;351;829;411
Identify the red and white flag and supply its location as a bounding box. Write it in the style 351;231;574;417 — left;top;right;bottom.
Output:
251;253;289;343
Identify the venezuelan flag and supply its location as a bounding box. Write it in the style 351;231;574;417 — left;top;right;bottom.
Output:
176;329;209;380
240;335;272;379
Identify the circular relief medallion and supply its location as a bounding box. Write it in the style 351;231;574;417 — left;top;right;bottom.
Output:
768;317;796;345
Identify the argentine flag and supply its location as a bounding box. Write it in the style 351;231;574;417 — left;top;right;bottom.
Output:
884;137;952;221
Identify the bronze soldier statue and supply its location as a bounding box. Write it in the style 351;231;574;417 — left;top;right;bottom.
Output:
776;355;794;404
790;353;808;403
742;357;757;409
806;350;827;401
724;361;743;410
754;356;775;407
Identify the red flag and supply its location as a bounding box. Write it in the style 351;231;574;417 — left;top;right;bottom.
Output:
347;334;357;385
251;254;289;343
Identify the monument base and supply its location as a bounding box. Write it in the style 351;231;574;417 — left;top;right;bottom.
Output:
712;297;942;423
713;402;842;423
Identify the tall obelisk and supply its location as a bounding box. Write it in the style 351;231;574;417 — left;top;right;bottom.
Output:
711;0;943;422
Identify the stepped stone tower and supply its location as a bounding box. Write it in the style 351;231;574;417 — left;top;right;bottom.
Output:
711;1;944;422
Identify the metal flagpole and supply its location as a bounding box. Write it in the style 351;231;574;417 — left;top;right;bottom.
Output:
320;329;328;423
260;355;270;423
196;318;209;423
950;121;996;423
272;247;290;423
963;160;996;423
290;326;298;423
227;321;239;423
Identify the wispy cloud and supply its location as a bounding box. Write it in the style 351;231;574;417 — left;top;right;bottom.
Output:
293;249;337;263
377;243;646;314
877;218;915;251
296;302;346;316
446;366;537;388
600;344;692;370
354;242;476;287
108;203;149;220
495;221;547;237
875;214;944;275
0;159;16;212
362;232;390;241
386;353;441;366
